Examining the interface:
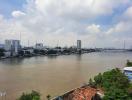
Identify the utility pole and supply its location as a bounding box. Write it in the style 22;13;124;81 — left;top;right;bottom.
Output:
28;40;29;47
20;33;21;42
123;40;126;50
20;32;22;47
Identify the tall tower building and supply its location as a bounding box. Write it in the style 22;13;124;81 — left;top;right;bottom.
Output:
77;40;81;49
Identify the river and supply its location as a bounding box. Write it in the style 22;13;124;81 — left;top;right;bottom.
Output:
0;52;132;100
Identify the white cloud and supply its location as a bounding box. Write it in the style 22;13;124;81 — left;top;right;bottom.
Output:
12;11;26;18
0;0;132;48
34;0;131;19
86;24;101;34
106;6;132;37
123;6;132;20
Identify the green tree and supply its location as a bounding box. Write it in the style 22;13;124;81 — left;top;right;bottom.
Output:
89;78;96;87
46;94;51;100
126;60;132;67
94;73;102;86
0;48;5;57
47;50;57;54
103;87;130;100
101;68;130;90
34;49;40;54
18;90;40;100
93;68;132;100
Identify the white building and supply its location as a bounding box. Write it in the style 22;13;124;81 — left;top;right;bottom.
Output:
22;47;34;55
124;67;132;80
77;40;81;49
35;43;43;50
5;40;21;56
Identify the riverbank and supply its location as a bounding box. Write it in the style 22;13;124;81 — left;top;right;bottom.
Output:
0;49;99;60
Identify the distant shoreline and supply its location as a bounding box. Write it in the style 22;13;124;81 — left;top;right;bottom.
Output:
1;50;132;60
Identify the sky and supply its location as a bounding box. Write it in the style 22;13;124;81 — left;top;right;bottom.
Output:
0;0;132;48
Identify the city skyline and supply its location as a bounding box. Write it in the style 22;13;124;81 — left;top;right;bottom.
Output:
0;0;132;48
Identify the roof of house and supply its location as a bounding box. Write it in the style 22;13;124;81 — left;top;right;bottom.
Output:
124;67;132;71
53;86;104;100
63;86;97;100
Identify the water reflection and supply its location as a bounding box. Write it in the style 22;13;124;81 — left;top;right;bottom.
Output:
0;58;24;66
76;54;82;61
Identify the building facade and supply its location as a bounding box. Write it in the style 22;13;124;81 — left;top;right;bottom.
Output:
35;43;43;50
77;40;81;49
5;40;21;56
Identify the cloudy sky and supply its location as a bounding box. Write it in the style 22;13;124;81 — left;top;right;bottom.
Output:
0;0;132;48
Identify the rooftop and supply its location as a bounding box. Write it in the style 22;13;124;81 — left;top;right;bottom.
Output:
68;87;96;100
54;86;103;100
124;67;132;71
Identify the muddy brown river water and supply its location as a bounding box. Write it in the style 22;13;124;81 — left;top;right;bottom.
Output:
0;52;132;100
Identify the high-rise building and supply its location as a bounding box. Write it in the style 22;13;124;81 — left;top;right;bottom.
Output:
5;40;21;56
77;40;81;49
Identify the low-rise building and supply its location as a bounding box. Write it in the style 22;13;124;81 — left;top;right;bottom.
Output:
35;43;43;50
52;86;103;100
22;47;34;55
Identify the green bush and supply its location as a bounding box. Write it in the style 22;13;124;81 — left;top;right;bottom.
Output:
0;48;5;57
18;90;40;100
103;87;130;100
94;73;102;86
126;60;132;67
102;68;130;90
